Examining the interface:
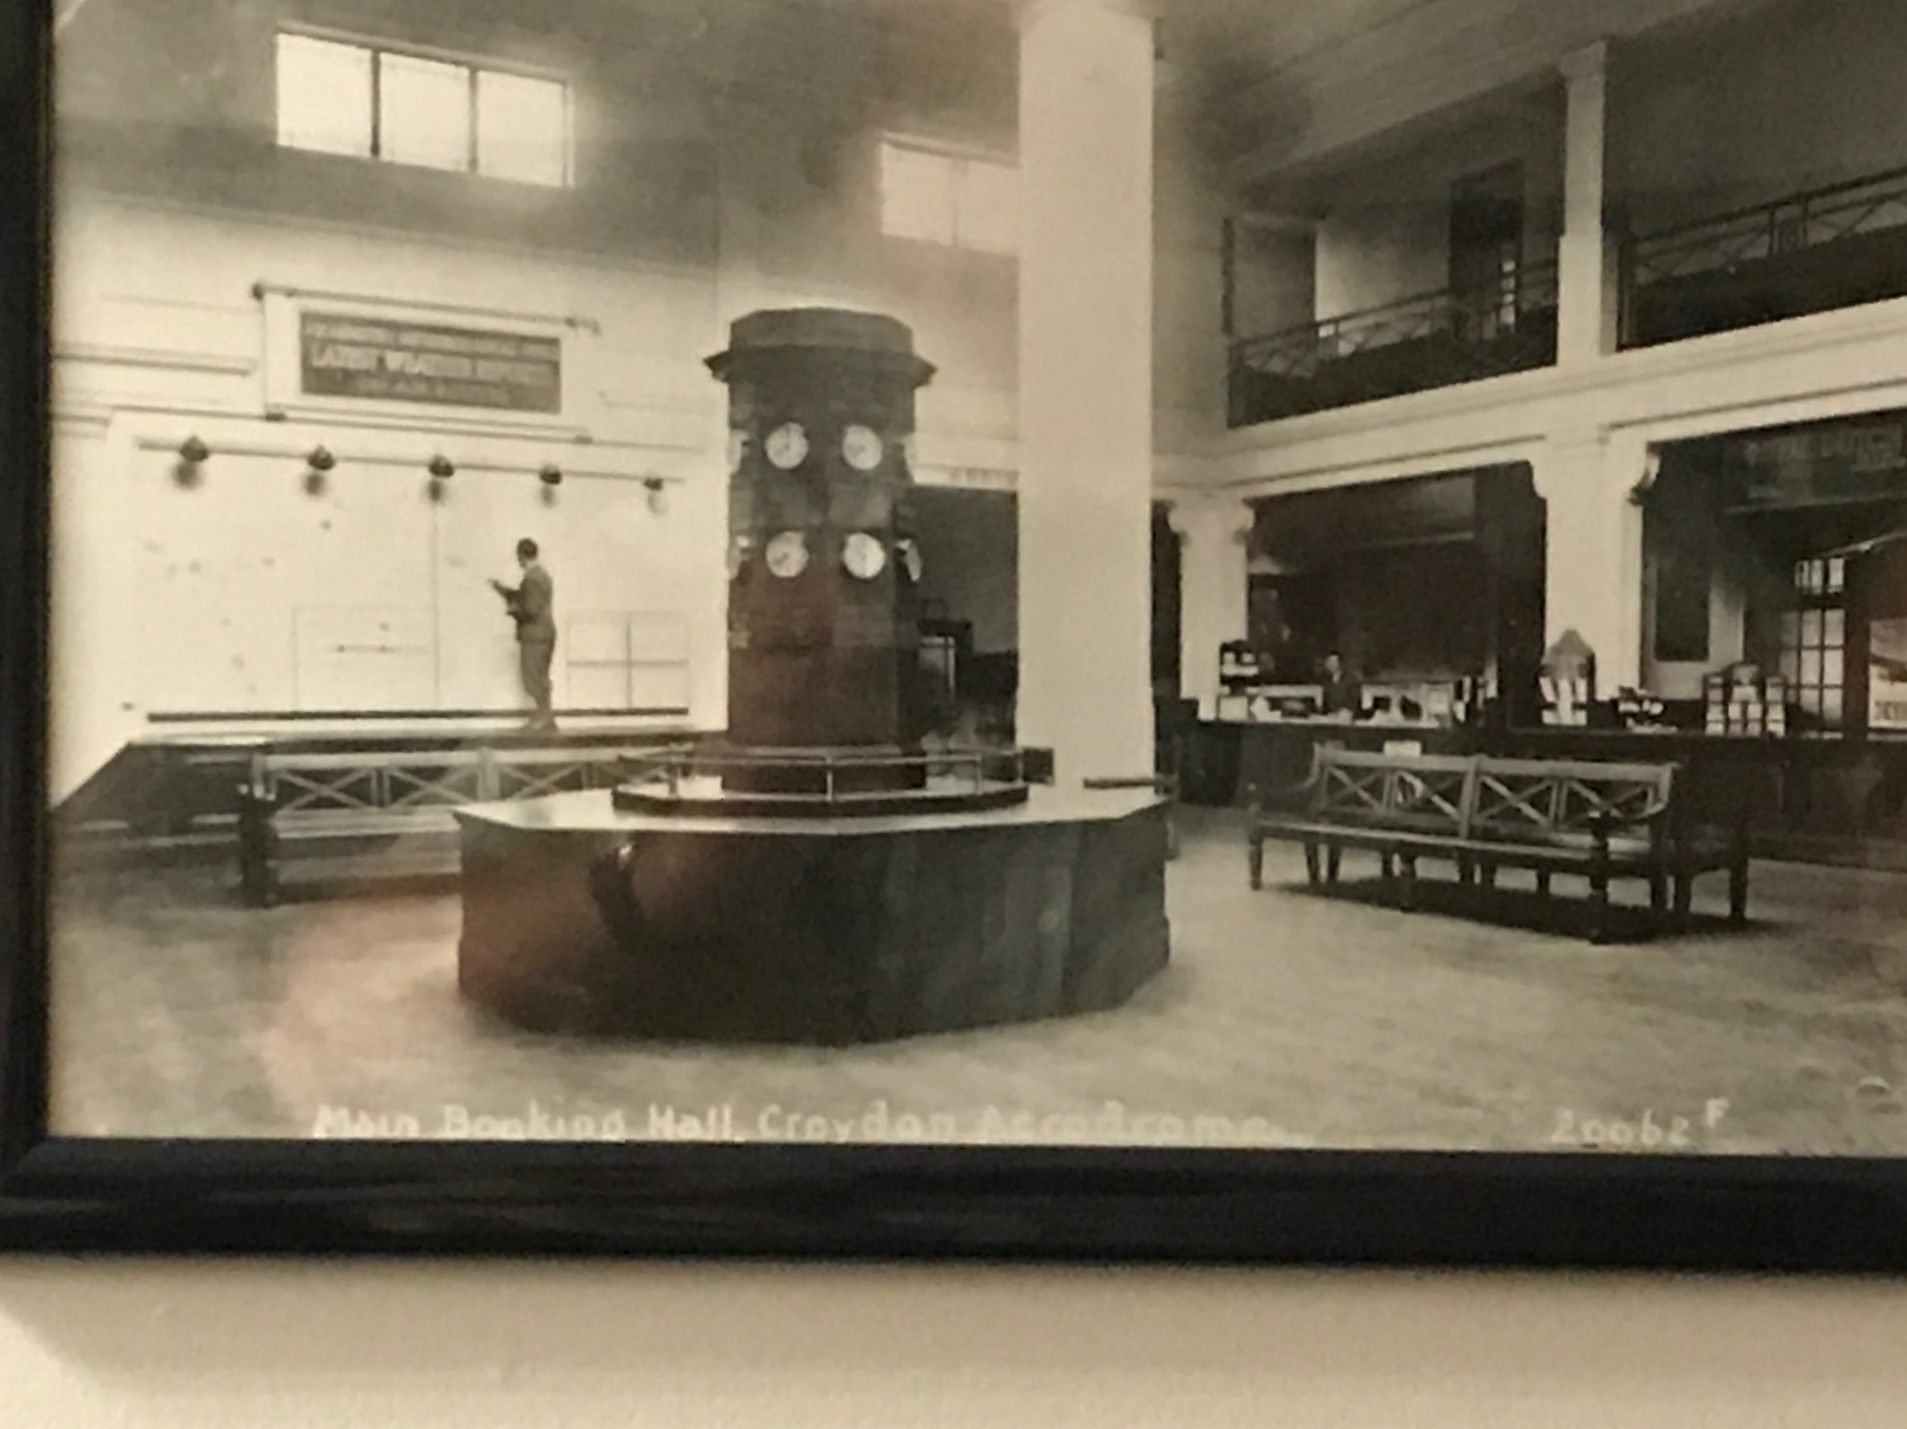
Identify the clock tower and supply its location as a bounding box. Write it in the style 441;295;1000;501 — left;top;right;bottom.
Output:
708;308;937;792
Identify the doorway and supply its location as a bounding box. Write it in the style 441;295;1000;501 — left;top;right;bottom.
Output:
1450;160;1526;340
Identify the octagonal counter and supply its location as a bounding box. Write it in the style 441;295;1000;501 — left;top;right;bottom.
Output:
454;785;1170;1044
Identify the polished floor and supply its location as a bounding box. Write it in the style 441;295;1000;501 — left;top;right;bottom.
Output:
47;808;1907;1155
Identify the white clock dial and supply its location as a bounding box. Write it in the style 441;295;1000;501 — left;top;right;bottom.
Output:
765;421;809;471
765;530;809;578
841;424;885;472
842;531;887;581
726;429;750;473
896;538;923;582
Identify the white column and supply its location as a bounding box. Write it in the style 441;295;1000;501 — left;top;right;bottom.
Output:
1532;428;1648;693
1557;41;1618;366
1016;0;1157;781
1169;498;1252;719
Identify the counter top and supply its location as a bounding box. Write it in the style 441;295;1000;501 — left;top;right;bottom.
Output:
454;783;1163;838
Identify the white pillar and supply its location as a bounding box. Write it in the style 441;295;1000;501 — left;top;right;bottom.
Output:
1015;0;1157;781
1532;428;1648;693
1169;498;1252;719
1557;41;1618;366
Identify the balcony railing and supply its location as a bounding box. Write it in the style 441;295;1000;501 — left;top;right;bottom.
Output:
1227;260;1559;427
1621;164;1907;348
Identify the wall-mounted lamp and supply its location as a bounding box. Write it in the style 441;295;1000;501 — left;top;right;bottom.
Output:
302;445;335;496
172;434;209;487
426;454;455;503
643;475;668;515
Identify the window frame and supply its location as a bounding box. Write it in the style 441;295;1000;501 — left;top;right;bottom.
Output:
877;135;1019;256
1781;555;1849;730
274;27;574;188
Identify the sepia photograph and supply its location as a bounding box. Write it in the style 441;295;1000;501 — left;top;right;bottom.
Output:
33;0;1907;1167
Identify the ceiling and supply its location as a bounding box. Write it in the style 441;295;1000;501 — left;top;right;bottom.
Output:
596;0;1760;181
63;0;1765;186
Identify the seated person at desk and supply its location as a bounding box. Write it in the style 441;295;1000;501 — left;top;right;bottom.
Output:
1320;653;1361;718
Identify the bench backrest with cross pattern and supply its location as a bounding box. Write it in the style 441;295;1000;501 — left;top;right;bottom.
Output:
248;744;649;819
1309;749;1476;836
1467;757;1675;845
1304;748;1678;846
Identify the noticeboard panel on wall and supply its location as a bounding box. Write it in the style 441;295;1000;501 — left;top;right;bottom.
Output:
299;312;563;414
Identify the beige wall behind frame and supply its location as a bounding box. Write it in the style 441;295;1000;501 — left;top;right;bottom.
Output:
1;1262;1904;1426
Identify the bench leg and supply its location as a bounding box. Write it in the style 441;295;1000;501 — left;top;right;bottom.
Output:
1673;872;1693;930
1325;846;1342;885
1480;864;1498;890
1303;842;1322;886
1458;856;1475;887
1248;835;1264;891
237;795;281;908
1729;860;1749;925
1380;853;1396;882
1649;869;1668;917
1536;870;1551;898
1588;873;1612;944
1398;856;1418;910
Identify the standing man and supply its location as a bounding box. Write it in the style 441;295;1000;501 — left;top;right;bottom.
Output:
491;538;557;731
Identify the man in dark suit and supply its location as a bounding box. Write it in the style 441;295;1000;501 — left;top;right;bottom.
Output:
1320;652;1361;718
491;538;557;731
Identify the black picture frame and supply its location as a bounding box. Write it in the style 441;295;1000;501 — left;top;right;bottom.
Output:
6;1;1907;1272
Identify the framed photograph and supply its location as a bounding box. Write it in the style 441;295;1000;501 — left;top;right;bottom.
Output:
6;0;1907;1269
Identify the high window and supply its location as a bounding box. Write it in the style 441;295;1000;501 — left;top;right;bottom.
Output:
878;140;1018;255
275;33;572;187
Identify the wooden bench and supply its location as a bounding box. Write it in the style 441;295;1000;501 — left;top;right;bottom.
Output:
236;743;658;905
1247;748;1749;940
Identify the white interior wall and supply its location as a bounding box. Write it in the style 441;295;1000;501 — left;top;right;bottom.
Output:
1230;221;1317;341
1307;96;1565;321
48;188;726;799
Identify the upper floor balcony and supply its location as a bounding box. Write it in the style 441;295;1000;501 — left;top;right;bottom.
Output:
1620;163;1907;349
1227;260;1559;428
1225;160;1907;433
1221;0;1907;435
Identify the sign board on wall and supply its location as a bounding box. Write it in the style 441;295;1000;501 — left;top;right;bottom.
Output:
300;312;563;413
1726;419;1907;509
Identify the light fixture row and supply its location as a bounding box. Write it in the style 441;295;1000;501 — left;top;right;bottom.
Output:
174;435;570;486
170;435;672;512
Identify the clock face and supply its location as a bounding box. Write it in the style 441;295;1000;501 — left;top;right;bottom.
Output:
727;429;750;473
896;538;923;583
765;422;809;471
842;531;887;581
841;424;884;472
764;530;809;579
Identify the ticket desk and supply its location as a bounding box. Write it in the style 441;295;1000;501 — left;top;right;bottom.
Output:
1185;718;1480;810
1503;728;1907;870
